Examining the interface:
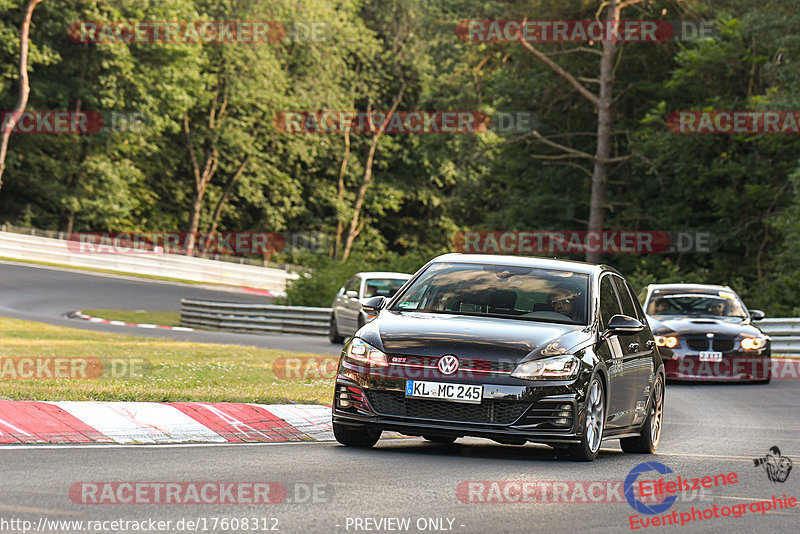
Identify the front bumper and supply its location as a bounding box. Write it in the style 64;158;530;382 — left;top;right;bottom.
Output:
332;366;586;445
661;348;771;382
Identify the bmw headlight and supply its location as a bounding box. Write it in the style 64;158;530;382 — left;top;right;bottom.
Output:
344;338;388;367
740;336;767;351
511;355;579;380
654;335;679;349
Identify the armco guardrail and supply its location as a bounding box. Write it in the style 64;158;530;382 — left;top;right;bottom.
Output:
178;303;800;347
758;318;800;355
0;230;297;292
180;299;331;336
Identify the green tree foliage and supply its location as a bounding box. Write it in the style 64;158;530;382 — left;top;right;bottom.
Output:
0;0;799;312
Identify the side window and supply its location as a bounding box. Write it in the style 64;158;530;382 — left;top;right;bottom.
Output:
612;276;637;319
344;277;359;294
637;288;648;306
599;276;623;331
626;281;648;321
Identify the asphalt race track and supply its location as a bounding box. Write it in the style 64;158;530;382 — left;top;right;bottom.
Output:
0;260;340;354
1;260;798;532
0;381;798;533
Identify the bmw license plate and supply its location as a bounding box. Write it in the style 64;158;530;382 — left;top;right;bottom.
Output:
405;380;483;404
699;351;723;362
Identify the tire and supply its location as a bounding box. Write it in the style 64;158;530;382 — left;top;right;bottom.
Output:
560;375;605;462
423;435;457;444
621;374;664;454
328;315;344;344
333;422;381;447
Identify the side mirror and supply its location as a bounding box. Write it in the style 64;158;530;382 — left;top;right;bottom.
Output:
362;296;386;311
750;309;766;321
345;290;359;299
604;314;645;336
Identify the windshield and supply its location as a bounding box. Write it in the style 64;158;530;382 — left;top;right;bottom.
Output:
646;290;748;319
363;278;408;298
391;262;590;325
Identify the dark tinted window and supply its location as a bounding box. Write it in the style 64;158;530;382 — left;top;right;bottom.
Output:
645;289;747;319
599;276;622;330
363;278;408;298
344;277;360;293
612;276;637;318
392;262;591;325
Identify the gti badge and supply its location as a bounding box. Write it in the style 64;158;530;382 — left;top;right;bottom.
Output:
438;354;459;375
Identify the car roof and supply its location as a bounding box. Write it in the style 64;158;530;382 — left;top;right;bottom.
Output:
357;271;413;279
647;283;733;293
429;253;611;276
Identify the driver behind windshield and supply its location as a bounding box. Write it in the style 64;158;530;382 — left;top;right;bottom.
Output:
707;300;727;316
548;287;582;322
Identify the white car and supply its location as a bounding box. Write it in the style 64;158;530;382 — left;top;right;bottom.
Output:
329;271;412;343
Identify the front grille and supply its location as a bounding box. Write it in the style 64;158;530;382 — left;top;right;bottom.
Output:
388;355;515;374
685;337;735;352
365;390;529;424
516;399;574;431
712;338;735;352
686;338;708;351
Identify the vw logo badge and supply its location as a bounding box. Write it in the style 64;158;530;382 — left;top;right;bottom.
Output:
438;354;459;375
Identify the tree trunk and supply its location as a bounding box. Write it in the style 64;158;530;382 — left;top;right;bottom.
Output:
586;2;620;264
208;155;249;236
517;0;637;264
341;83;406;261
333;129;350;258
0;0;44;194
183;114;218;256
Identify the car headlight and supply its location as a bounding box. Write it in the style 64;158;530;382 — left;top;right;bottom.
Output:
654;335;679;349
344;338;388;367
740;337;767;351
511;355;579;380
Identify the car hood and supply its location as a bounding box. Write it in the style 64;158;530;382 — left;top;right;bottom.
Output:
648;315;764;337
359;310;592;362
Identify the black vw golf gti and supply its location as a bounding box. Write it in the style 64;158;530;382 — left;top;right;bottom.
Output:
332;254;664;461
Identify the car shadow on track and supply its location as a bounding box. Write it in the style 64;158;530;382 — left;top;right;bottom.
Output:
331;439;625;463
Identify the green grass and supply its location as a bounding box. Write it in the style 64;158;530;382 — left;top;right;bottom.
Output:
81;309;182;327
0;317;337;404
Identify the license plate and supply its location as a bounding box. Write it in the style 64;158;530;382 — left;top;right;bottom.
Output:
405;380;483;404
699;351;723;362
